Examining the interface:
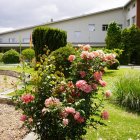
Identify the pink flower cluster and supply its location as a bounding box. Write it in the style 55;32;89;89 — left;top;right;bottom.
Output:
61;107;84;126
68;55;75;62
93;71;102;81
45;97;61;107
20;115;27;121
101;110;109;120
79;71;86;78
21;94;34;104
80;44;91;51
105;90;112;98
104;53;116;61
76;80;92;93
80;51;95;60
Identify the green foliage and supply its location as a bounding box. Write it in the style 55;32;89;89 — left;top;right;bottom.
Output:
32;26;67;61
107;59;120;70
2;49;20;64
49;44;77;77
121;25;140;64
13;45;117;139
21;48;35;62
113;71;140;111
0;53;4;62
105;22;122;49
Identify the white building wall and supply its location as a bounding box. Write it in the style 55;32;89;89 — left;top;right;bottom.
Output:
124;0;137;27
47;8;124;44
0;8;125;47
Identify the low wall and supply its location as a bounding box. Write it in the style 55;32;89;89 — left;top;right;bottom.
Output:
0;70;21;78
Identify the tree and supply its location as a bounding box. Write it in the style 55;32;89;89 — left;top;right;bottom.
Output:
105;22;122;49
121;25;140;64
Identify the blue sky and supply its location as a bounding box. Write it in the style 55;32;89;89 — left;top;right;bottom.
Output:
0;0;129;32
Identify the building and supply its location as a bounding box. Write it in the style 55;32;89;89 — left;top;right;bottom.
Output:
0;0;138;51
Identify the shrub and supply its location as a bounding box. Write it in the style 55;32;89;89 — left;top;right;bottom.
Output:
2;49;20;64
13;45;117;139
21;48;35;62
0;53;4;62
112;71;140;111
49;44;77;77
32;27;67;61
107;59;120;70
105;22;122;49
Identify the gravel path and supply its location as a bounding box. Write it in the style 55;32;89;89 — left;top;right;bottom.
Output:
0;104;28;140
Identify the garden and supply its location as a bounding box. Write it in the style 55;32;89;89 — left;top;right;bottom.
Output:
0;25;140;140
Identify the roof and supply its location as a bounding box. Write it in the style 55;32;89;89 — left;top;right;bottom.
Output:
124;0;134;7
0;6;124;35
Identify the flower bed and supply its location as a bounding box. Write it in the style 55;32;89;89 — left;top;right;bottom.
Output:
14;45;116;139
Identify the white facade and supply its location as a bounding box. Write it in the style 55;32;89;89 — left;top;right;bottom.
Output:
0;0;137;49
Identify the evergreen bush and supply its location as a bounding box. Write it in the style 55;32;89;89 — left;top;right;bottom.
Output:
21;48;35;62
2;49;20;64
32;27;67;61
0;53;4;62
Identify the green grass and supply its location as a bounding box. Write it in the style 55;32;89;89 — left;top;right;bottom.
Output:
84;68;140;139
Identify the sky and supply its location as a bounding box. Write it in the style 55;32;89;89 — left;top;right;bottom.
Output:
0;0;129;33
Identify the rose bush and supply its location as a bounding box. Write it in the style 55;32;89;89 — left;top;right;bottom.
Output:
13;45;115;140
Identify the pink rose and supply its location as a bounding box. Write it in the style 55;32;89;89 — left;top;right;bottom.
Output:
20;115;27;121
92;83;98;90
81;84;92;93
68;55;75;62
105;90;112;98
62;119;69;126
101;110;109;120
80;51;89;59
76;80;87;89
82;44;91;51
93;71;102;81
64;107;76;114
45;97;61;107
99;80;107;87
79;71;86;78
74;112;85;123
21;94;34;104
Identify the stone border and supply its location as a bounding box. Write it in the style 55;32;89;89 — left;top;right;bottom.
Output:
0;70;21;78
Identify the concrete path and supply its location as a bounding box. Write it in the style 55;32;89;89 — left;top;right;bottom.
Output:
23;132;37;140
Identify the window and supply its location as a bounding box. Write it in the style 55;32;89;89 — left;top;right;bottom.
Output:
132;3;135;8
132;16;136;24
127;19;130;26
102;24;108;31
127;7;130;11
9;38;15;43
23;38;30;43
0;38;2;43
74;31;81;38
88;24;95;31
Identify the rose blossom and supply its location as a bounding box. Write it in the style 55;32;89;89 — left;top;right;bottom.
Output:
21;94;34;104
80;51;89;59
45;97;61;107
82;44;91;51
105;90;112;98
76;80;87;89
99;80;107;87
20;115;27;121
92;83;98;90
101;110;109;120
81;84;92;93
74;112;85;123
68;55;75;62
79;71;86;78
93;71;102;81
62;118;69;126
64;107;76;114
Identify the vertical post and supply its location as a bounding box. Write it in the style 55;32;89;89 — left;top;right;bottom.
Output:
137;0;140;28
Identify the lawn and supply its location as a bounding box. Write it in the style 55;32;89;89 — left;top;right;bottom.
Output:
84;68;140;140
1;65;140;139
